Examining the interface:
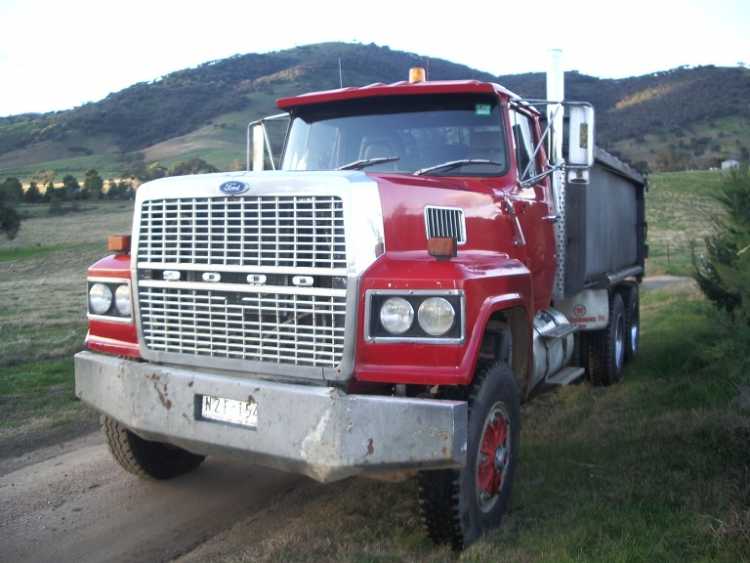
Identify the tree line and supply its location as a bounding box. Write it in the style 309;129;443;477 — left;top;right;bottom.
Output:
0;156;220;239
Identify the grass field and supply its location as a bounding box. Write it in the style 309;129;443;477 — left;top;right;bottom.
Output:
645;169;724;276
0;200;133;454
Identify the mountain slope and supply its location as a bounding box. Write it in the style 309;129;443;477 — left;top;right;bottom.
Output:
1;42;749;177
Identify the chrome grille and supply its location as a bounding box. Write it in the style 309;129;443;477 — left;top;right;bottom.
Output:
134;193;350;370
137;196;345;269
425;206;466;244
138;285;346;368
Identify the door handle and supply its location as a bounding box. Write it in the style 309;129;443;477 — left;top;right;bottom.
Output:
543;214;560;223
500;195;527;247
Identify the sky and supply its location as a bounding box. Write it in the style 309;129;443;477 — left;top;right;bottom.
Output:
0;0;748;117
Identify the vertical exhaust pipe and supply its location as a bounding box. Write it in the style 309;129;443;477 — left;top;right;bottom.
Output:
546;48;564;166
547;49;567;300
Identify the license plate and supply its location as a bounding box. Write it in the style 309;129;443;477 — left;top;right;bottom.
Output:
201;395;258;428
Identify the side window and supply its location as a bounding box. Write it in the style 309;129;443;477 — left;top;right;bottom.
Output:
510;110;538;179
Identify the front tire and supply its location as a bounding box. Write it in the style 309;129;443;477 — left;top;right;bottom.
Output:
103;416;205;480
417;362;520;550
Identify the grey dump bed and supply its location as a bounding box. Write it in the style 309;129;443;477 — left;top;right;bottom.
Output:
564;147;647;297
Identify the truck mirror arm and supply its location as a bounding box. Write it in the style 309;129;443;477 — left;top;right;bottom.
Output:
517;103;560;183
245;113;289;171
520;163;562;189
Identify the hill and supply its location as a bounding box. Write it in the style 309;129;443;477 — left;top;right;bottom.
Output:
1;42;749;178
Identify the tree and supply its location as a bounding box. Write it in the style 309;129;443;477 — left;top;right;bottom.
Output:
170;158;219;176
43;181;55;202
0;185;21;239
106;178;122;199
61;175;80;200
1;177;23;202
693;165;750;322
83;169;104;199
24;181;42;203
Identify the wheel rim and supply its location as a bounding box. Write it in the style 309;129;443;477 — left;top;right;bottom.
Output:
630;315;639;354
475;402;511;513
615;315;625;370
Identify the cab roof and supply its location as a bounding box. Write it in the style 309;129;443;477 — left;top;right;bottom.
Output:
276;79;525;111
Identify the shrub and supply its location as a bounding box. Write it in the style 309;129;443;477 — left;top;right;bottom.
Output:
693;165;750;322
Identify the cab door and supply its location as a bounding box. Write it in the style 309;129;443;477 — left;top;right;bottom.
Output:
508;107;556;311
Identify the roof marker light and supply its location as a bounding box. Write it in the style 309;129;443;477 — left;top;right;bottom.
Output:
409;67;427;83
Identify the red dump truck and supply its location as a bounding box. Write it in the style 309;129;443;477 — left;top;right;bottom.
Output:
75;54;646;549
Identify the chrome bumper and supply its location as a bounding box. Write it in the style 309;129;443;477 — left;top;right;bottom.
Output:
74;351;467;483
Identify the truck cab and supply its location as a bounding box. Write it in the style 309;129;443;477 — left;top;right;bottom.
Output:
75;65;646;550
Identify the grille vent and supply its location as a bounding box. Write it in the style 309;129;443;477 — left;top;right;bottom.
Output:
424;206;466;244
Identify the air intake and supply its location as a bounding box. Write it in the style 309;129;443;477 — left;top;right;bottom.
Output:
424;206;466;244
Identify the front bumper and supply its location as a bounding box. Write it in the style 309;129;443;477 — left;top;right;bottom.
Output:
74;351;467;482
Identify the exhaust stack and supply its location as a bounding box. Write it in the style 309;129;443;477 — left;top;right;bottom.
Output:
546;48;565;165
546;49;567;300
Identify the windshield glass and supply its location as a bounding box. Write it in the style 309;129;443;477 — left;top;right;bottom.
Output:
281;94;507;176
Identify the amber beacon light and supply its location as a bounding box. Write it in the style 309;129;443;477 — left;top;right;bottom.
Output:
409;67;427;83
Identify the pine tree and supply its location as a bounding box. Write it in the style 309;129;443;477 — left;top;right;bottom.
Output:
693;166;750;322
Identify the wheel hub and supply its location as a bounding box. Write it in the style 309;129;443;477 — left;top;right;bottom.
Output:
615;316;625;369
476;405;510;511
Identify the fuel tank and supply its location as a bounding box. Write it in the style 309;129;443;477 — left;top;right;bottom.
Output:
532;308;575;387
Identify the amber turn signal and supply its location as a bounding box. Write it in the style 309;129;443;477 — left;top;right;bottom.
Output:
427;237;457;260
108;234;131;254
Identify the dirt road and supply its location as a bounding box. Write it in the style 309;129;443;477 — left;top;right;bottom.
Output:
0;432;302;563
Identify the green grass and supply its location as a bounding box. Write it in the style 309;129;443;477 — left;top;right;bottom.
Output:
0;359;78;428
0;242;99;262
646;169;725;275
0;151;124;180
217;288;750;563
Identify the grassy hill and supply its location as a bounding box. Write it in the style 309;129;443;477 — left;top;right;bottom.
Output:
1;42;749;179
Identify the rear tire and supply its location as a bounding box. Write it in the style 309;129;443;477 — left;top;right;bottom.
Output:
622;284;640;362
417;362;520;550
103;416;205;480
586;292;626;386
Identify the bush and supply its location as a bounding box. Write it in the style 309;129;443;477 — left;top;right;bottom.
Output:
693;165;750;322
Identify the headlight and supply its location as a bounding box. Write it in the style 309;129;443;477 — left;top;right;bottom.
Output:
89;283;113;315
114;284;132;316
379;297;414;335
418;297;456;336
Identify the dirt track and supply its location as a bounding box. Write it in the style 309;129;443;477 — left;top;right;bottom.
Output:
0;432;302;563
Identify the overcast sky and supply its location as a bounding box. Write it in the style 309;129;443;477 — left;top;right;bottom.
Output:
0;0;748;116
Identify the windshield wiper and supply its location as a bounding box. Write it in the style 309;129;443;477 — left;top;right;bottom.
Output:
413;159;504;176
336;156;400;171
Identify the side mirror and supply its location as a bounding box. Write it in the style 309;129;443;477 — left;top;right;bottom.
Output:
246;113;289;171
252;124;265;171
567;105;594;168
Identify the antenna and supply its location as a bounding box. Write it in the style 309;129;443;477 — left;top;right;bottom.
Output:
338;57;343;88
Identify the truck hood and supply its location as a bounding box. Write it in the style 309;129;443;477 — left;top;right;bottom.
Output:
136;169;504;266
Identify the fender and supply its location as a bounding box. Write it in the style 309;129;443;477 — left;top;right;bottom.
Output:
355;252;534;386
85;254;139;358
473;297;533;397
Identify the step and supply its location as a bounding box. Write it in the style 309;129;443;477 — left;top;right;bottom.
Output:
545;367;585;386
540;324;578;339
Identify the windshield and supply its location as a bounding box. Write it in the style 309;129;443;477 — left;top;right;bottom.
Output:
281;94;507;176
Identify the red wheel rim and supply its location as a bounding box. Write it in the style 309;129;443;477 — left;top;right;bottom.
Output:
475;403;511;512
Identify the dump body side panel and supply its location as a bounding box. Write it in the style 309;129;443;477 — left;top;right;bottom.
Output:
565;149;646;295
